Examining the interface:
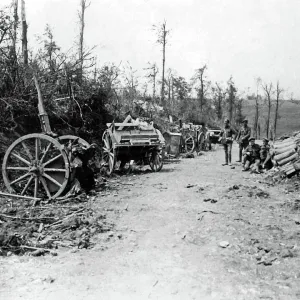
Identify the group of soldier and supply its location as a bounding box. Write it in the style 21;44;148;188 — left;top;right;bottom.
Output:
219;119;272;173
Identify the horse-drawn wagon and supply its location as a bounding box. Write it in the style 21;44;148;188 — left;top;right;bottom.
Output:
101;115;165;175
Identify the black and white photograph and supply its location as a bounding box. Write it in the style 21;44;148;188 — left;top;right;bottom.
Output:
1;0;300;299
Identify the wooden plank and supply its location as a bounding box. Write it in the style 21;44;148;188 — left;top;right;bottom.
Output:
118;115;132;130
0;191;41;201
106;123;139;128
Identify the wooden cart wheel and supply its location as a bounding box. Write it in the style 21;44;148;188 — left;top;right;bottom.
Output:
102;130;115;175
184;133;195;153
149;150;163;172
2;133;70;199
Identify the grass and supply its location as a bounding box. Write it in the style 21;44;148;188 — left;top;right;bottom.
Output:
242;100;300;138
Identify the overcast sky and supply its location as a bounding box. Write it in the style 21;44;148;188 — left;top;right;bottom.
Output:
2;0;300;98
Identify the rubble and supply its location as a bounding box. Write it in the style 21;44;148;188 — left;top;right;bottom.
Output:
0;179;116;256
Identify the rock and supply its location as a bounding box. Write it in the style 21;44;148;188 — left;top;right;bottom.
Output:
186;184;196;188
281;249;294;258
219;241;230;248
30;249;45;256
6;251;13;257
43;276;55;284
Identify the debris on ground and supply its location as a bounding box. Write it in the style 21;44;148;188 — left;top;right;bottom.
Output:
0;180;116;256
219;241;230;248
182;153;195;159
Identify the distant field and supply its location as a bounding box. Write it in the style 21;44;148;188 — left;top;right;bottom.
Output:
242;100;300;138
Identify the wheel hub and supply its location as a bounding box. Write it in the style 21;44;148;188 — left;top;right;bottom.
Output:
29;161;43;175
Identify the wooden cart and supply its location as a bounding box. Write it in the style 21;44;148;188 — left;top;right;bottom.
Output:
102;116;165;175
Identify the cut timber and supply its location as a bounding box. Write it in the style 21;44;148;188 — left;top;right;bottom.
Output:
293;161;300;171
278;153;298;166
273;144;296;155
274;148;296;162
274;139;295;149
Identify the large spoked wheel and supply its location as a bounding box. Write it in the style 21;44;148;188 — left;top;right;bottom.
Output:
102;131;115;175
2;133;70;199
149;150;163;172
184;133;195;153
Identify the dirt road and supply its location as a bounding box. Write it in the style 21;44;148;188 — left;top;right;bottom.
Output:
1;144;300;300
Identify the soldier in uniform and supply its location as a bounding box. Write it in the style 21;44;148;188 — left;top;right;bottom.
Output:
219;119;236;166
260;138;273;170
242;137;261;173
236;120;251;162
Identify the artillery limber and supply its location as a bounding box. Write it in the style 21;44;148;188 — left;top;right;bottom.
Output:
102;116;164;175
167;122;207;155
2;74;92;200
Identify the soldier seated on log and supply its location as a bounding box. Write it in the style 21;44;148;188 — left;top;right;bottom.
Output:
242;137;261;173
260;138;273;170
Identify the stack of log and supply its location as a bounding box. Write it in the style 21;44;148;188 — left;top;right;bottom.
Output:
271;133;300;176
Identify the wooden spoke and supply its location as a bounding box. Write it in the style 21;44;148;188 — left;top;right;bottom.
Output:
6;167;30;171
21;175;34;195
102;131;115;175
21;142;33;160
34;177;39;198
40;142;52;164
10;172;30;186
2;133;70;200
35;138;40;161
44;168;66;172
149;151;163;172
103;146;110;152
43;173;62;188
43;153;63;167
40;176;51;198
12;152;30;166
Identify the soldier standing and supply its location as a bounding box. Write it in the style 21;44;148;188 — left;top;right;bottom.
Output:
236;120;251;162
219;119;236;166
242;137;261;173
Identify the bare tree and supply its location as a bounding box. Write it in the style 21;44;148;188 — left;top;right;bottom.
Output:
123;62;139;113
212;82;225;121
153;20;170;106
191;65;210;113
273;81;284;139
226;77;237;123
144;62;159;101
21;0;28;65
78;0;90;83
253;77;262;139
262;82;273;139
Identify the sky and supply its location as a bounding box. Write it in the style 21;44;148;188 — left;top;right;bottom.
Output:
2;0;300;98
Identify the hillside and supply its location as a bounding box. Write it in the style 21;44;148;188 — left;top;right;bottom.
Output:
242;100;300;138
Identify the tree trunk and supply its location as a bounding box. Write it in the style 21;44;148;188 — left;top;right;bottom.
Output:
78;0;89;84
21;0;28;66
274;81;283;139
161;27;166;106
12;0;19;84
266;101;271;139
